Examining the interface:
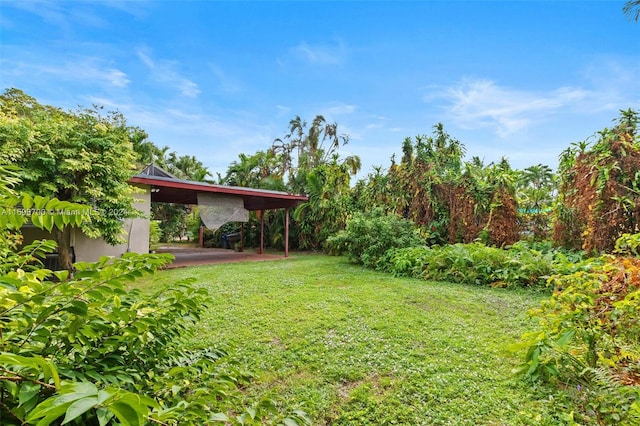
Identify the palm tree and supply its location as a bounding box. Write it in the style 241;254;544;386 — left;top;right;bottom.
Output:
519;164;555;210
273;114;353;190
624;0;640;21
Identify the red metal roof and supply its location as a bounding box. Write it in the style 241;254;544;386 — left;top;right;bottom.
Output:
128;174;308;211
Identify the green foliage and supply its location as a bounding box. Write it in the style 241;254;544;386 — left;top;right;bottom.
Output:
0;89;140;241
151;202;189;242
379;240;591;289
0;247;222;425
614;232;640;257
515;250;640;424
294;163;354;250
149;220;162;251
352;127;521;247
0;89;144;270
325;208;425;268
516;164;556;241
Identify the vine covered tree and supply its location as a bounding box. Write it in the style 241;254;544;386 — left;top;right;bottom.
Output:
553;109;640;253
0;89;141;270
353;125;521;247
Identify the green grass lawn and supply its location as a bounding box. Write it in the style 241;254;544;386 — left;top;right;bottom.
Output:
140;254;565;425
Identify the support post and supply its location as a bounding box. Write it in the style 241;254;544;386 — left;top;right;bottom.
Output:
240;222;244;252
285;207;289;258
199;225;203;247
259;209;264;255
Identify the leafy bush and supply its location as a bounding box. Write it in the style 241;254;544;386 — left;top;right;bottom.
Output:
515;253;640;424
379;240;591;288
149;219;163;251
325;208;425;268
614;232;640;257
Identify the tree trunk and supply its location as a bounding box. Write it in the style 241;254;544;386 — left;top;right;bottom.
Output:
53;228;73;272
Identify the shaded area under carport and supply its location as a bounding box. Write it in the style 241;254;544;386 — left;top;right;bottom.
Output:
157;246;286;268
130;166;308;258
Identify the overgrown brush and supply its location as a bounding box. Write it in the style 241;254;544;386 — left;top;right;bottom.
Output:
514;235;640;425
379;240;591;289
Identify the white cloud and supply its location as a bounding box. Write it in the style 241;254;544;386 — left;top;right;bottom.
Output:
105;68;130;88
208;64;242;94
4;56;130;89
579;56;640;111
82;96;277;176
6;0;149;32
292;40;346;65
137;51;201;98
321;103;358;116
431;79;591;138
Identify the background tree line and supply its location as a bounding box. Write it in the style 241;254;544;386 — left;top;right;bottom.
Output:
2;88;638;258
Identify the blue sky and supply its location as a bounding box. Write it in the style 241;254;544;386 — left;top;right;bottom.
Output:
1;1;639;180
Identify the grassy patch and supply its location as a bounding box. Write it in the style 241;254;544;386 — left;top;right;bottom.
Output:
138;254;564;425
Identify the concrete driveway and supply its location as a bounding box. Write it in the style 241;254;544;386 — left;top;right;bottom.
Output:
156;246;286;268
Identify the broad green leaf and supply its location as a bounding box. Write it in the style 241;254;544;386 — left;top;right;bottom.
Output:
31;213;42;228
61;396;99;424
556;329;575;347
211;412;230;422
53;214;65;230
54;270;69;281
109;401;143;426
45;198;59;212
22;193;33;210
41;213;54;232
27;397;72;425
36;304;59;324
66;300;88;316
97;407;114;426
33;195;48;210
18;382;41;407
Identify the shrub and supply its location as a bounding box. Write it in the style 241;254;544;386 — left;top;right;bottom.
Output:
149;219;163;251
614;232;640;257
515;252;640;424
379;240;591;288
325;208;425;268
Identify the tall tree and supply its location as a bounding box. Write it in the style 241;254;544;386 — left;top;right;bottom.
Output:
273;114;353;192
0;88;140;270
271;115;360;250
222;150;283;190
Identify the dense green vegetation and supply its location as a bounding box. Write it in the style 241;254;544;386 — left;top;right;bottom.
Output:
0;89;143;270
515;235;640;425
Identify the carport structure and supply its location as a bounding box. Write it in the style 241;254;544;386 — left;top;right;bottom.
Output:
129;165;308;257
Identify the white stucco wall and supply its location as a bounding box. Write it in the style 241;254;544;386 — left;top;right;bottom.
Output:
72;186;151;262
